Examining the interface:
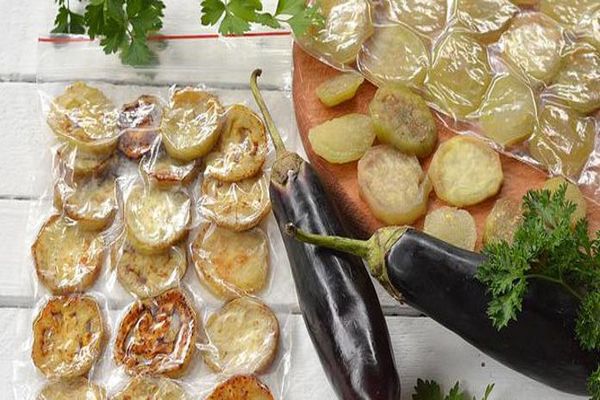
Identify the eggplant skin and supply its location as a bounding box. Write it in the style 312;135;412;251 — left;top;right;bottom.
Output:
270;161;401;400
387;228;600;395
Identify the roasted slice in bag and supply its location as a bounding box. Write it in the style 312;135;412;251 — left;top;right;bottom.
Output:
429;136;503;207
117;94;162;159
200;175;271;231
426;31;492;118
423;206;477;251
56;142;114;179
389;0;447;35
38;378;106;400
32;295;105;379
125;185;191;254
308;113;376;164
539;0;597;30
315;73;364;107
47;82;119;154
477;74;536;146
141;145;200;188
299;0;373;65
191;224;269;300
204;104;268;182
455;0;519;42
32;215;104;294
114;288;199;377
528;103;595;178
368;86;437;158
55;176;117;231
500;13;564;83
161;88;224;161
116;241;187;298
357;145;431;225
203;296;279;373
357;25;430;88
483;197;522;245
113;376;187;400
207;375;274;400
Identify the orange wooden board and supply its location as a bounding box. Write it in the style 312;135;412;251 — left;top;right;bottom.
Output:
292;44;600;244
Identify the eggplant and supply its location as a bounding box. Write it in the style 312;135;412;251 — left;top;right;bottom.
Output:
250;70;401;400
286;224;600;395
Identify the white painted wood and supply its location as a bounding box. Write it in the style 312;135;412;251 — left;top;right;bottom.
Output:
3;309;587;399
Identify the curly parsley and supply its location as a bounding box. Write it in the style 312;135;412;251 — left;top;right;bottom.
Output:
412;379;494;400
476;183;600;398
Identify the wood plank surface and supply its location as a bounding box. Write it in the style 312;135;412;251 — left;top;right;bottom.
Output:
292;44;600;241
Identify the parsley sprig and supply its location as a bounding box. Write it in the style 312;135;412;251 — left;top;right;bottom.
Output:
412;379;495;400
51;0;324;66
476;184;600;398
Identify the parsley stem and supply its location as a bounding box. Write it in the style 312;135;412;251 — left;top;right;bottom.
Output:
525;274;583;301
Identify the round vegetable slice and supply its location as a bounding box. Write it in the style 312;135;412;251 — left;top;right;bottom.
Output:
47;82;119;154
141;145;200;188
455;0;519;42
114;288;199;378
203;297;279;374
113;376;187;400
389;0;447;35
207;375;274;400
357;145;431;225
483;197;522;245
38;378;106;400
204;105;268;182
424;206;477;250
581;8;600;52
426;31;492;118
32;215;104;294
117;95;162;160
116;242;187;298
477;74;537;146
56;143;114;179
528;103;595;178
32;295;105;379
191;224;269;300
299;0;373;65
540;0;596;30
125;186;191;254
543;176;588;225
161;88;224;161
200;175;271;231
357;25;430;88
500;13;565;83
548;46;600;114
368;86;437;158
429;136;504;207
56;176;117;231
308;113;376;164
316;73;364;107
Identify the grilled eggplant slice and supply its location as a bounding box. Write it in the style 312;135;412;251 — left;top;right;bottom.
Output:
116;242;187;298
455;0;519;42
482;197;522;245
141;145;200;188
112;376;187;400
56;143;114;179
125;186;191;254
117;95;162;159
204;105;268;182
38;378;106;400
47;82;119;154
191;224;269;300
429;136;503;207
114;288;198;378
32;295;105;379
203;297;279;374
32;215;104;294
315;73;364;107
161;88;224;161
358;145;431;225
424;206;477;251
200;175;270;231
207;375;274;400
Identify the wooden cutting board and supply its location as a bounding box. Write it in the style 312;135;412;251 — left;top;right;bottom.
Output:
292;44;600;244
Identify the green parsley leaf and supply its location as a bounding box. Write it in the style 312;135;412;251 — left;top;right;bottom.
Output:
219;12;251;35
588;366;600;400
445;383;468;400
413;379;443;400
52;1;86;34
577;292;600;350
120;36;154;65
275;0;305;16
201;0;226;26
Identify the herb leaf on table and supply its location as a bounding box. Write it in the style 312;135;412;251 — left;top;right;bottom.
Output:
413;379;495;400
52;0;86;34
476;183;600;398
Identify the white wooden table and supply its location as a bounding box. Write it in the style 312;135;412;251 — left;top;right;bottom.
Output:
0;1;587;398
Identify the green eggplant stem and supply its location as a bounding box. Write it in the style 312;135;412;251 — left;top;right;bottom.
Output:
250;69;286;156
285;222;372;259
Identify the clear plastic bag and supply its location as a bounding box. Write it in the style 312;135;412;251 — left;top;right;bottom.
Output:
297;0;600;201
14;33;299;399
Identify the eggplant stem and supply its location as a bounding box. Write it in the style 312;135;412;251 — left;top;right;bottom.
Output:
285;223;371;259
250;69;287;157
